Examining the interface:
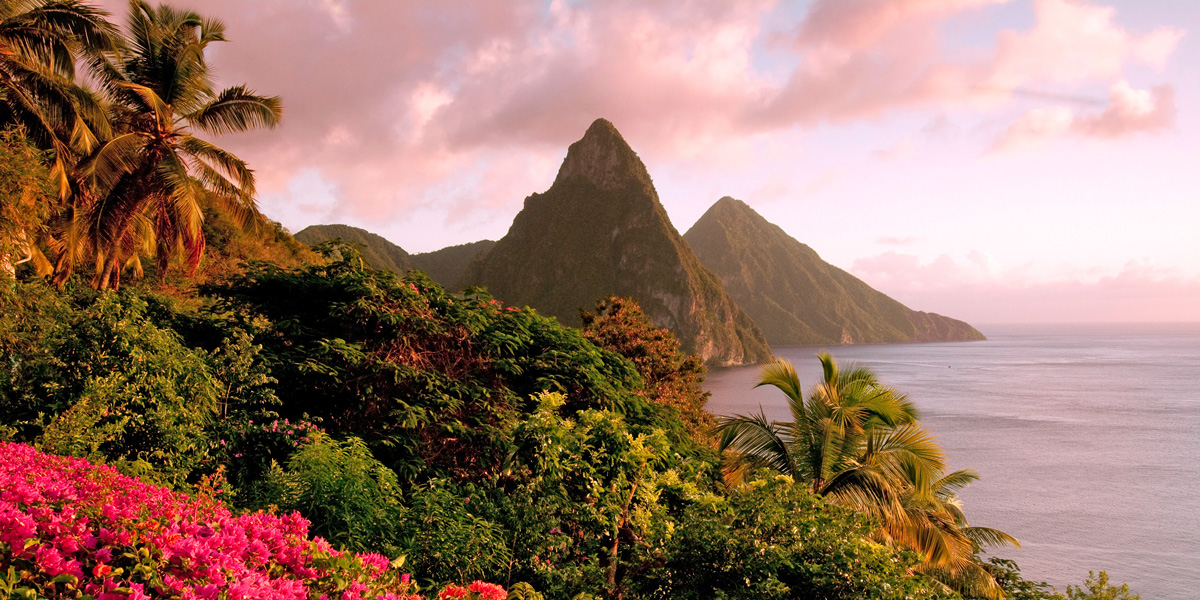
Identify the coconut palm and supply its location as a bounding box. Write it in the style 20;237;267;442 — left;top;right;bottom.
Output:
0;0;116;155
1;0;117;277
58;0;280;289
716;353;1017;597
717;354;944;501
894;468;1020;598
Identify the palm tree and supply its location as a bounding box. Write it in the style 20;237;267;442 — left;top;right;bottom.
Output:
58;0;280;289
717;354;944;501
894;468;1020;598
716;353;1016;597
1;0;117;276
0;0;116;152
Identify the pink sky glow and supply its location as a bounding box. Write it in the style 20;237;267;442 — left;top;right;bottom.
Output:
102;0;1200;324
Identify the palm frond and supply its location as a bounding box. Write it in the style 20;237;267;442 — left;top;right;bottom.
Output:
934;469;980;496
871;423;946;491
117;81;171;131
188;84;282;135
77;132;147;193
962;526;1020;550
716;410;795;478
755;359;803;404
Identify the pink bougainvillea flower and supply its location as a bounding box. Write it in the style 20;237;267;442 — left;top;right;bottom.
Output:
0;442;509;600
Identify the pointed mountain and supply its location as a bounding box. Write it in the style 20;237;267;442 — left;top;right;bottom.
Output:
294;224;416;274
462;119;771;366
683;197;984;346
412;240;496;289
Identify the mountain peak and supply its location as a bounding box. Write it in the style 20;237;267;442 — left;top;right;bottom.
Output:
710;196;751;214
583;117;622;140
553;118;653;191
465;122;772;366
685;197;985;346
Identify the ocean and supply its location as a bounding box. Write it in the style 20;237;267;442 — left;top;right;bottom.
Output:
703;323;1200;600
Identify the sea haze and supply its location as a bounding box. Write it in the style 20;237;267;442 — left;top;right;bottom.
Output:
704;322;1200;600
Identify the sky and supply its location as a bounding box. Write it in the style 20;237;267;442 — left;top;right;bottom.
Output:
100;0;1200;324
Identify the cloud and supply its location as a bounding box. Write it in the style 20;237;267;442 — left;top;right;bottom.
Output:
850;252;1200;323
753;0;1183;130
426;1;775;156
985;0;1183;88
990;105;1076;151
991;81;1175;151
1074;81;1175;138
90;0;1187;247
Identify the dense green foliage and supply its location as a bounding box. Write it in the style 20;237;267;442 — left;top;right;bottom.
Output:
201;246;663;480
684;196;984;345
0;2;1139;599
581;295;712;441
0;251;1010;599
0;127;54;278
1;285;217;487
0;247;1142;600
639;474;957;600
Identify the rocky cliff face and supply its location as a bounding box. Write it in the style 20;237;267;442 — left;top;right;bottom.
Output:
683;197;985;346
463;119;771;366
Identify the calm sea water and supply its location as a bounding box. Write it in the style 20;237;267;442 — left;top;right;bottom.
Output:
704;323;1200;600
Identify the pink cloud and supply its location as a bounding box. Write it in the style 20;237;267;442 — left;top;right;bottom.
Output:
851;252;1200;323
990;105;1076;151
426;1;775;156
755;0;1183;130
1074;81;1175;137
991;81;1175;150
986;0;1183;88
90;0;1188;246
795;0;1002;53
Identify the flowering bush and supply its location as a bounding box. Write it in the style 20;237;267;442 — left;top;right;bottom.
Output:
220;416;325;502
0;442;506;600
436;581;507;600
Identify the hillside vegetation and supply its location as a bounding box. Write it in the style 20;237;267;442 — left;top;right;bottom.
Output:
295;224;419;275
0;1;1130;599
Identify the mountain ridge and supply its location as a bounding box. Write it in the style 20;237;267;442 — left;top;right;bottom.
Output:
294;224;417;274
683;196;984;346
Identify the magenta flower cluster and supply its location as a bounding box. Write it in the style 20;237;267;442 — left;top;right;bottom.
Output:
436;581;506;600
0;442;505;600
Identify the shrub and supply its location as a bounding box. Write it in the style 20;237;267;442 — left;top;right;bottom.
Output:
0;442;511;600
203;251;654;481
257;434;406;555
637;474;958;600
3;292;218;487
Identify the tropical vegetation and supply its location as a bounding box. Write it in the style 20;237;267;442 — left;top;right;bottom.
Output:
0;1;1141;599
716;354;1018;597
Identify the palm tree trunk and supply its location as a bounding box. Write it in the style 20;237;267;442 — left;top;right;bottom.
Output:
97;251;122;291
